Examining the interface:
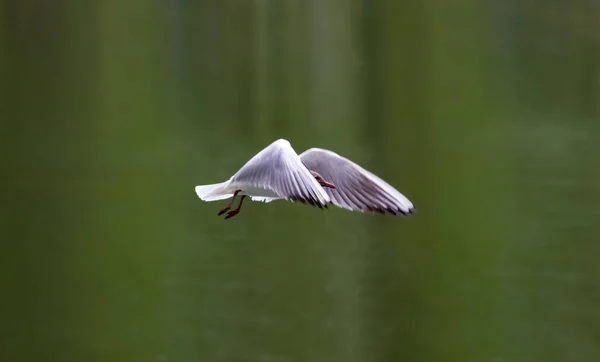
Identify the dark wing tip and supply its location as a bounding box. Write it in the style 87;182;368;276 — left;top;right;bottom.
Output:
359;204;415;216
288;194;329;209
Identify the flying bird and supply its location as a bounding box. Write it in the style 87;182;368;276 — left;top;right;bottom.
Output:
194;139;415;219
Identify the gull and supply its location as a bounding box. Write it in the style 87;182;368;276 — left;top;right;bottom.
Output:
194;139;415;219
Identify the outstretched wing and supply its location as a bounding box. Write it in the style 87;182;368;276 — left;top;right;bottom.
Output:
231;139;331;208
299;148;414;215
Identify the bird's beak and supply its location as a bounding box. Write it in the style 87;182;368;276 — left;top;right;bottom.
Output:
322;181;336;189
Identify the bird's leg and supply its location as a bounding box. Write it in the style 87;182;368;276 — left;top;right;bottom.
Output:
225;195;246;220
218;190;241;215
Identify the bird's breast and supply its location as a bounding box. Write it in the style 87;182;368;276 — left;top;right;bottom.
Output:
233;183;280;198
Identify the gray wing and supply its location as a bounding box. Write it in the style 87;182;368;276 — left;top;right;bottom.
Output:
299;148;415;215
231;139;331;208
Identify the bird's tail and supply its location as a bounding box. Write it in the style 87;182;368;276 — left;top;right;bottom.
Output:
194;181;233;202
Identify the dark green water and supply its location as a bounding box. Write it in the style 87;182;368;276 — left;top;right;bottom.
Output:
2;1;599;361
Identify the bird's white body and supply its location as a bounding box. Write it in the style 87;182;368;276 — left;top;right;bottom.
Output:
195;180;281;202
195;138;415;216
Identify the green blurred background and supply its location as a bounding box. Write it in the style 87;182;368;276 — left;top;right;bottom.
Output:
1;0;600;361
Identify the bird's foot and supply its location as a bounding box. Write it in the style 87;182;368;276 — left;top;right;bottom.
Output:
217;206;230;216
224;210;240;220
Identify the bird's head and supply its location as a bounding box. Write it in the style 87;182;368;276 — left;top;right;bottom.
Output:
310;170;336;189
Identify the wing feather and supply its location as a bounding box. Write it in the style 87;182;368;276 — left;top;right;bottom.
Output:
231;139;330;207
299;148;414;215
